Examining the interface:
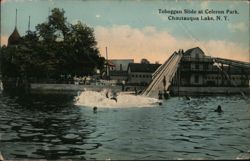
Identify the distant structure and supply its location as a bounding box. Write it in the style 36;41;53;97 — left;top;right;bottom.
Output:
109;59;134;82
27;16;31;32
127;63;161;85
142;47;250;97
169;47;250;95
109;59;134;71
8;9;21;47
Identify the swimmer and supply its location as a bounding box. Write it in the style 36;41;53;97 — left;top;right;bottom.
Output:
163;90;169;100
159;102;162;106
110;91;118;102
185;96;190;100
106;91;109;98
110;97;117;102
214;105;223;113
93;106;97;113
158;91;163;100
134;87;138;95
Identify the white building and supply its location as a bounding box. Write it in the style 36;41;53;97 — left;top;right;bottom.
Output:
109;59;134;82
109;59;134;71
127;63;161;85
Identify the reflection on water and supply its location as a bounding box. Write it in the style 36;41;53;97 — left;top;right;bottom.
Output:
0;92;250;160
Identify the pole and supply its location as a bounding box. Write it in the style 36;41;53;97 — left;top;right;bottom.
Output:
178;68;180;97
15;9;17;28
106;47;109;80
28;16;31;31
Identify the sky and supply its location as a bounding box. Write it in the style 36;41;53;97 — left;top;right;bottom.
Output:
1;0;249;63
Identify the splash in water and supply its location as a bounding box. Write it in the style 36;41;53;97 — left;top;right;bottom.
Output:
74;89;161;108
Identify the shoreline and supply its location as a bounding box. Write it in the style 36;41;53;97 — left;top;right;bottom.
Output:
29;83;250;97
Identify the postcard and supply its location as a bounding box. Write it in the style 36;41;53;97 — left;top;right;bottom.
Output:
0;0;250;160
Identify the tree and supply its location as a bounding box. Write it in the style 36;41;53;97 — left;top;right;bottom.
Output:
64;21;103;76
1;8;105;86
48;8;69;39
141;58;150;64
36;8;69;42
35;8;105;78
35;8;105;77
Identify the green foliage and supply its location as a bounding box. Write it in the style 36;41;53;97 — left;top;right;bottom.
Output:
1;8;105;81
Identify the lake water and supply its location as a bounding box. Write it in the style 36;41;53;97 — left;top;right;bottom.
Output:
0;91;250;160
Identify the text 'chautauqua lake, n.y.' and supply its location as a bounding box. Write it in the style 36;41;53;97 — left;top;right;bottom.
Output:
158;8;239;22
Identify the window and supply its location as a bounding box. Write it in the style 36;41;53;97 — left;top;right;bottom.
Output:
120;64;123;71
195;75;199;83
195;63;199;69
204;64;208;70
195;53;199;59
183;63;190;69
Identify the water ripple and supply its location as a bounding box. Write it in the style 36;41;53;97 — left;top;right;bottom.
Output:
0;94;249;160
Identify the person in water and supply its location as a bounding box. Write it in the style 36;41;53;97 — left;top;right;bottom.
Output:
110;92;118;102
105;90;118;102
214;105;223;113
106;91;109;98
134;87;138;95
110;97;117;102
158;90;163;100
163;76;166;91
163;90;169;100
93;106;97;113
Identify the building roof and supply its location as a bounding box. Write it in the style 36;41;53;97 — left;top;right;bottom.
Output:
128;63;161;73
184;47;204;56
110;70;128;76
109;59;134;71
8;27;21;46
109;59;134;61
105;60;116;67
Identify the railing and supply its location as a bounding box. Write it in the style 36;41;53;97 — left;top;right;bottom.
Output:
181;57;213;62
213;57;250;69
180;68;217;72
